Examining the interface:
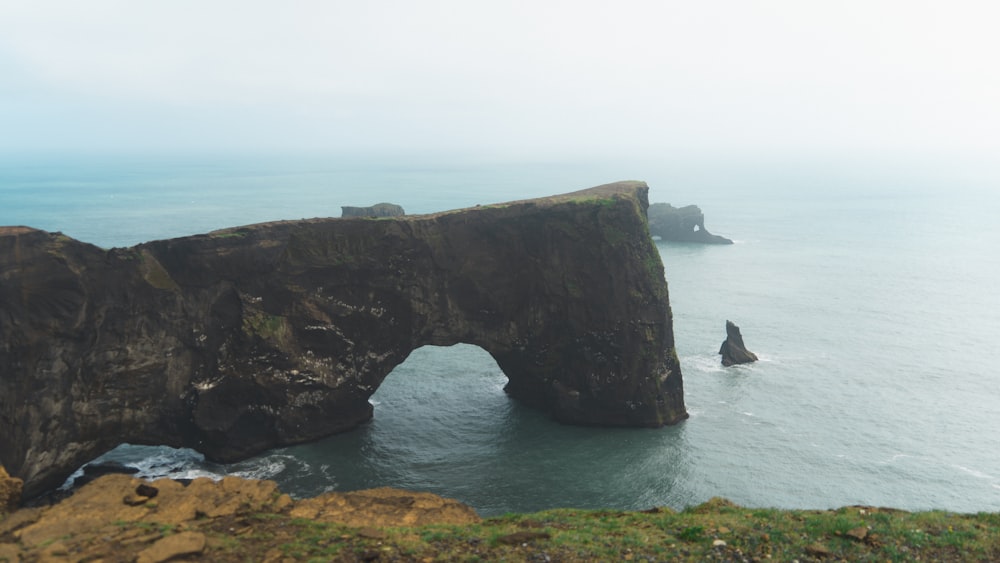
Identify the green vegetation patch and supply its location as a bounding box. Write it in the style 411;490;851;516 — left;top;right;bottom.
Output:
6;497;1000;562
139;250;180;291
566;195;619;207
210;228;250;239
242;308;293;348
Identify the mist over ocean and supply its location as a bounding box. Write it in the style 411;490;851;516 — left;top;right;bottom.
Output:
3;153;999;516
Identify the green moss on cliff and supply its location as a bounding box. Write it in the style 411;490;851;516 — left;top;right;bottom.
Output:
567;195;618;207
139;250;180;291
644;253;663;281
565;278;584;298
210;228;250;239
242;309;293;348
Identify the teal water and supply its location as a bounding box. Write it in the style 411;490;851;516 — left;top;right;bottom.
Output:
2;154;999;515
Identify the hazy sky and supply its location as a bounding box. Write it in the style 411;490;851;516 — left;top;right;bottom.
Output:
1;1;998;158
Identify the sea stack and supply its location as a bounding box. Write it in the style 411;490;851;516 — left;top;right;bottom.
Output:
720;320;758;366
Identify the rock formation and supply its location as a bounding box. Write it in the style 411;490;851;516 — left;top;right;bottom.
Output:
0;474;478;561
341;202;405;218
719;320;758;366
0;181;686;498
73;461;140;488
0;466;22;513
647;203;733;244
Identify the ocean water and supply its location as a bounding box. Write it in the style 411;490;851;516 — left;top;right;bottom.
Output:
2;153;999;516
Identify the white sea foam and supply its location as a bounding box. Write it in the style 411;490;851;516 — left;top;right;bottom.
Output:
153;468;224;481
60;445;220;489
682;354;726;374
878;453;912;464
952;465;992;480
231;456;292;480
125;447;221;482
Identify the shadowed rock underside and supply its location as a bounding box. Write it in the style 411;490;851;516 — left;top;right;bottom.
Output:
0;181;686;497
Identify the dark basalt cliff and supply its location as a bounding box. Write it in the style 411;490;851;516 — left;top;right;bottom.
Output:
0;181;686;498
720;320;758;366
647;203;733;244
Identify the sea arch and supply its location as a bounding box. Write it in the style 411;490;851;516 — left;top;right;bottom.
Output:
1;182;686;497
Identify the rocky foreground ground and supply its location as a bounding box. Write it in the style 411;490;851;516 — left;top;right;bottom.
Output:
2;466;1000;562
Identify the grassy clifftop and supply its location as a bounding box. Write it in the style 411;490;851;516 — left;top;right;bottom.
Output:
2;474;998;562
173;502;1000;562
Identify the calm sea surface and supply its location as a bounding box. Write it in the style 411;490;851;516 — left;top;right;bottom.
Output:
2;153;999;516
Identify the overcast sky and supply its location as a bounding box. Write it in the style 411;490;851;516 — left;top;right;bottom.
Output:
1;1;998;159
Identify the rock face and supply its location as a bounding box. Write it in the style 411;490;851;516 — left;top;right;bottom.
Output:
136;532;207;563
0;466;22;512
719;320;759;366
290;487;480;527
341;202;405;218
0;474;479;561
0;181;686;498
647;203;733;244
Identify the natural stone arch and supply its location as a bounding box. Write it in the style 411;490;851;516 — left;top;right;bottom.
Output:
0;182;686;497
646;202;733;244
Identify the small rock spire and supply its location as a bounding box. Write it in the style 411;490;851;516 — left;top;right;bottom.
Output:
719;320;758;366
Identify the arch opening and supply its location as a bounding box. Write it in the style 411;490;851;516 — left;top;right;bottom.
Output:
58;344;524;502
368;343;515;438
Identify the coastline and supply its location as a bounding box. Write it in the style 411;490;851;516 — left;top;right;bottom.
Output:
3;157;1000;515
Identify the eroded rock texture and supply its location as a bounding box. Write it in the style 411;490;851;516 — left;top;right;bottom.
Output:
0;181;686;497
647;203;733;244
720;320;759;366
0;474;478;561
0;465;22;512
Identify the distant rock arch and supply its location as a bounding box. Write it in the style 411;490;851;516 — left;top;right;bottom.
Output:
0;182;686;498
647;203;733;244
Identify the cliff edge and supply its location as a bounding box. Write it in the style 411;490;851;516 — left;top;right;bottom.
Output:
0;181;686;498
